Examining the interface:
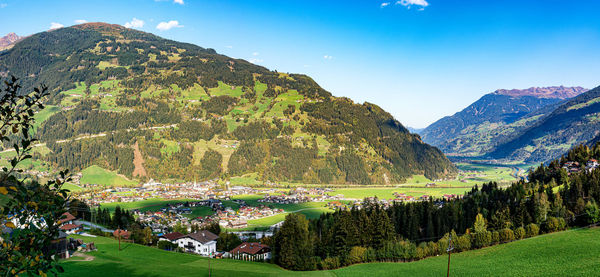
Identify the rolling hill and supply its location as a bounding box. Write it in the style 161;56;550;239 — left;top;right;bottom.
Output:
0;23;456;185
421;86;587;160
60;228;600;276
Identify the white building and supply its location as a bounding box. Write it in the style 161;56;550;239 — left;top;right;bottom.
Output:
174;230;218;256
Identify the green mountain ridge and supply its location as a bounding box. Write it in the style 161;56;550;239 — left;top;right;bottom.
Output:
421;86;590;162
0;22;456;184
488;85;600;162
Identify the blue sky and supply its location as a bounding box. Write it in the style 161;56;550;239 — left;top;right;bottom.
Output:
1;0;600;128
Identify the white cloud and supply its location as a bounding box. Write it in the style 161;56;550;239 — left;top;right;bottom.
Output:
0;3;7;8
174;0;184;4
74;19;87;24
381;2;390;8
396;0;429;9
156;20;183;31
249;58;263;64
323;55;333;60
124;18;145;29
252;52;259;56
225;45;233;49
49;22;64;30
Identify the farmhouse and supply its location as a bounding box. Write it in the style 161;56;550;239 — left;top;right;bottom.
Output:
174;230;218;256
229;242;271;261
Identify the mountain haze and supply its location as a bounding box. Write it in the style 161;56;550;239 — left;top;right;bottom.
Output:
0;23;456;184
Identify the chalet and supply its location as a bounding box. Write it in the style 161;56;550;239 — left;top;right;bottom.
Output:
60;223;83;235
58;212;82;234
174;230;218;256
158;232;184;243
229;242;271;261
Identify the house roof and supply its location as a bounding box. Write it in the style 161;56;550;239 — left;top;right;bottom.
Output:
161;232;184;241
113;229;130;239
58;212;76;224
59;223;81;230
230;242;270;255
182;230;218;244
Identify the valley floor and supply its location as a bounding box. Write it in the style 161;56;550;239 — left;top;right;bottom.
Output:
60;227;600;276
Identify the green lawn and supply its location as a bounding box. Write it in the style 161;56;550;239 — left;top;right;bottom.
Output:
100;198;195;212
60;228;600;276
80;165;138;187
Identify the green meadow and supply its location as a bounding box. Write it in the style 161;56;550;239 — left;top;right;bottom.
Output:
60;227;600;276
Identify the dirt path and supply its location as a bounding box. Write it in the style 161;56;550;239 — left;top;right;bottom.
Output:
71;251;95;261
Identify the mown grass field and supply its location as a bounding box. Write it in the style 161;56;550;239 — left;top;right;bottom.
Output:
80;165;138;187
60;227;600;276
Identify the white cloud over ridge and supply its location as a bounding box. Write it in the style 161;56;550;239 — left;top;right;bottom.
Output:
156;20;183;31
74;19;87;24
49;22;64;30
124;18;145;28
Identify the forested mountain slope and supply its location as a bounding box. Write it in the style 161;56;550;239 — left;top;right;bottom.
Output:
421;87;586;157
0;23;456;184
488;85;600;162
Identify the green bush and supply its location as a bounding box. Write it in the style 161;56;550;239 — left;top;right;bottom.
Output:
348;246;367;264
472;231;492;248
544;217;566;233
525;223;540;238
491;231;500;245
499;228;515;243
320;257;340;270
514;227;526;240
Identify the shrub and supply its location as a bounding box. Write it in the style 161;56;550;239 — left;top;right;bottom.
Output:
499;228;515;243
544;217;566;233
158;240;177;250
491;231;500;245
454;234;472;252
514;227;525;240
525;223;539;238
348;246;367;264
320;257;340;270
472;231;492;248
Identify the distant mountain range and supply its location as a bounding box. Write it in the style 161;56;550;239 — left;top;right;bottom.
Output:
0;23;456;184
421;86;598;163
0;32;23;51
488;86;600;162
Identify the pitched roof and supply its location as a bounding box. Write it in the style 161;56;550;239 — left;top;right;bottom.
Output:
113;229;130;239
183;230;218;244
58;212;76;224
229;242;270;255
161;232;184;241
59;223;81;230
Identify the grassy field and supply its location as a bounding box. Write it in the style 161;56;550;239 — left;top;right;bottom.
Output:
100;198;195;212
60;227;600;276
80;165;138;187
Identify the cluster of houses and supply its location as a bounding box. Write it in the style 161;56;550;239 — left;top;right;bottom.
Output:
75;181;257;207
158;231;271;261
563;159;599;175
217;205;284;229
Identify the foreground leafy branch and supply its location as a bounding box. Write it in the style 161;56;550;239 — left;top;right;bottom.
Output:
0;77;71;276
